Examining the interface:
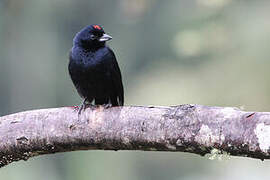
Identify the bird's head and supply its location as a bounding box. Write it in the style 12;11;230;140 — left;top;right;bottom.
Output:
73;24;112;50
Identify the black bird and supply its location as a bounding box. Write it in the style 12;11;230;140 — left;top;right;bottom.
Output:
68;25;124;113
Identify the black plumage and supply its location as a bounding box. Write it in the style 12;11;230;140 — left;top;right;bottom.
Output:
68;25;124;111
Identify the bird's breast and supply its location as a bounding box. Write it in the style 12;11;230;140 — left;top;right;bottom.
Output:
70;46;110;73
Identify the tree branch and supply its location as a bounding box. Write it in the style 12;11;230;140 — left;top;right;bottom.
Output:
0;104;270;168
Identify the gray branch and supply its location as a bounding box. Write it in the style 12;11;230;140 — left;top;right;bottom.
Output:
1;104;270;168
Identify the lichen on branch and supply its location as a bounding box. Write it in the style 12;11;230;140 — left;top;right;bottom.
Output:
0;104;270;168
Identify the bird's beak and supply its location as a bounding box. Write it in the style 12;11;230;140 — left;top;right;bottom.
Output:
99;33;112;42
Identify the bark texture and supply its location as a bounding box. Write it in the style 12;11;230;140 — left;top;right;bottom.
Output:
0;104;270;168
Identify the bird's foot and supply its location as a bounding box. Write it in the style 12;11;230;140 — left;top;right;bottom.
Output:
77;106;84;116
77;100;98;122
103;103;113;109
78;99;98;116
78;99;87;116
87;104;98;110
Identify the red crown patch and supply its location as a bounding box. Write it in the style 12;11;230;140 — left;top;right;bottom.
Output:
93;25;102;30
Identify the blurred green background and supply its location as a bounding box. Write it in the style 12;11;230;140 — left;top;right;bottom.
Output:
1;0;270;179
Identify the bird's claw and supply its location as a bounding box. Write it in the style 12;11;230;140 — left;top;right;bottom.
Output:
78;98;87;116
103;103;113;109
78;99;98;116
88;104;98;110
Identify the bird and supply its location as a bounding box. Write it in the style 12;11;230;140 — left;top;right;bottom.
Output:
68;24;124;114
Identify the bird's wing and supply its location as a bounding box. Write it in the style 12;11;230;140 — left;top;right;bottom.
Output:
106;48;124;105
68;49;84;98
68;50;77;83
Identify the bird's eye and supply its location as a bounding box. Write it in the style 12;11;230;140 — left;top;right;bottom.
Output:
90;35;96;40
